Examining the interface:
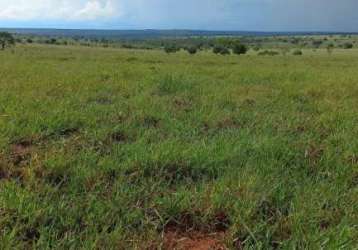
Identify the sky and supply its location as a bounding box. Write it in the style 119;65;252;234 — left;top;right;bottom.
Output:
0;0;357;32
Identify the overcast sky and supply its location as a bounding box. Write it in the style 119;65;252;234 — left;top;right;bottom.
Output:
0;0;357;31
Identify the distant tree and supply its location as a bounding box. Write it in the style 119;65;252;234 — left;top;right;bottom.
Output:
164;44;180;54
220;47;230;55
326;43;334;54
50;38;57;44
252;45;261;51
312;40;323;48
343;42;353;49
0;32;15;50
258;50;279;56
213;45;223;54
122;44;134;49
213;45;230;55
26;38;33;44
185;46;197;55
292;49;303;56
232;43;248;55
45;38;57;45
291;38;300;44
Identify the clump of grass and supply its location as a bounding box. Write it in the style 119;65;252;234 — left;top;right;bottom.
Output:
155;74;196;96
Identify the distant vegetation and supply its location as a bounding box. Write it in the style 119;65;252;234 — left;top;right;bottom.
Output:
3;29;357;56
213;45;231;55
0;32;15;50
258;50;280;56
343;42;353;49
292;49;303;56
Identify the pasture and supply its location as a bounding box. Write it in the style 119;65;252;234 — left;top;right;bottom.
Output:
0;45;357;249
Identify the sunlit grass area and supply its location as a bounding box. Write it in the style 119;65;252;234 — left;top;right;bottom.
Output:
0;45;357;249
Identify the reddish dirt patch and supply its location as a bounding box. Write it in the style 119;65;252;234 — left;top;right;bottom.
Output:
162;211;230;250
242;99;256;107
10;139;34;166
142;116;161;128
216;118;241;130
164;231;226;250
110;131;128;143
304;144;324;165
173;97;192;112
0;139;35;181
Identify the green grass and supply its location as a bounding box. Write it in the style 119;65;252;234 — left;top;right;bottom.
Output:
0;45;357;249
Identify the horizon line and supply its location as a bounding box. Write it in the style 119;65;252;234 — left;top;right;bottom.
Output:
1;27;358;35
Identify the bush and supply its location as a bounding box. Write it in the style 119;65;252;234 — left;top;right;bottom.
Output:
326;43;334;54
185;46;197;55
213;45;222;54
0;32;15;50
343;43;353;49
257;50;279;56
164;45;180;54
220;47;230;55
292;49;303;56
312;40;323;48
232;43;248;55
122;44;134;49
213;45;230;55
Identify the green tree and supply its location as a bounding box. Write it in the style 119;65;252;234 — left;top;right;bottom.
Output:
326;43;334;55
0;32;15;50
343;42;353;49
185;46;197;55
213;45;230;55
292;49;303;56
164;44;180;54
232;43;248;55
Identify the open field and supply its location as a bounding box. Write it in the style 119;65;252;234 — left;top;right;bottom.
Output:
0;45;357;249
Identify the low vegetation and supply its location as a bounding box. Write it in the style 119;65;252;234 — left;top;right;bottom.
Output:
0;32;15;50
0;42;357;249
292;49;303;56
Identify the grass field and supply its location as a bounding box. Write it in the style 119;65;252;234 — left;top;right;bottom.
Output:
0;45;357;249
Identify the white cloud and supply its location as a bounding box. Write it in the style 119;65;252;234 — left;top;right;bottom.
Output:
0;0;120;21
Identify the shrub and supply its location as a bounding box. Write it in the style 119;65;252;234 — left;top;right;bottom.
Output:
326;43;334;54
213;45;223;54
343;42;353;49
220;47;230;55
185;46;198;55
257;50;279;56
164;45;180;54
232;43;248;55
0;32;15;50
213;45;230;55
312;40;323;48
122;44;134;49
292;49;303;56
